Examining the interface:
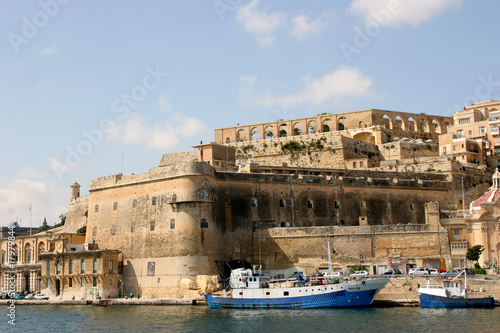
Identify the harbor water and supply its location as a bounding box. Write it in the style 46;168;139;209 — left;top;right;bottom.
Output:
2;305;499;332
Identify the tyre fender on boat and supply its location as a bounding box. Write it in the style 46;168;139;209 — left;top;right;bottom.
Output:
242;278;246;282
362;281;366;285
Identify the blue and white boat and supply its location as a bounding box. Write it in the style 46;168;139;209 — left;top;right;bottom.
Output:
418;270;495;307
204;267;388;309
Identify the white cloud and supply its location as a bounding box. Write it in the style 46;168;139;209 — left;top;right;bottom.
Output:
290;12;335;40
236;0;286;46
0;169;67;228
238;66;375;108
348;0;463;27
40;46;58;55
105;112;206;151
159;95;172;112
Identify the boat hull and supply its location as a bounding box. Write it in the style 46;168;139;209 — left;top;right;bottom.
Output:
205;279;387;309
419;294;495;308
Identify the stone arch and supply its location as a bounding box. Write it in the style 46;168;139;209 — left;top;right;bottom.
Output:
236;129;246;142
407;117;415;131
420;118;430;133
322;118;333;132
337;116;347;131
395;116;403;130
264;125;274;139
250;127;260;141
382;114;392;129
293;122;302;136
307;120;317;134
279;123;288;137
353;132;376;144
225;137;230;143
432;119;443;134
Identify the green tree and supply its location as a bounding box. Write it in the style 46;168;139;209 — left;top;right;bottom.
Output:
466;245;484;266
59;213;66;225
76;224;87;234
39;218;49;232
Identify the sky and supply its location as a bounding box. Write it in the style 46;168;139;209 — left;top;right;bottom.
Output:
1;0;500;228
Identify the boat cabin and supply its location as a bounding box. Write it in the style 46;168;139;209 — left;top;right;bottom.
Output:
229;268;271;289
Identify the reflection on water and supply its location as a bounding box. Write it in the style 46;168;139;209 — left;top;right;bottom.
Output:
1;305;499;333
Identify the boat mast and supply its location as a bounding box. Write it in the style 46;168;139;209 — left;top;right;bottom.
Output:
327;237;332;273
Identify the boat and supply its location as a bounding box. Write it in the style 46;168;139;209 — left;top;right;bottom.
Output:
92;299;109;306
204;266;389;309
418;269;495;307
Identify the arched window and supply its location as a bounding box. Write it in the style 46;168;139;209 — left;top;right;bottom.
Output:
81;259;85;274
56;260;61;274
360;201;366;209
307;200;313;209
334;201;340;209
25;244;32;262
38;242;45;261
251;198;257;207
279;199;286;207
93;259;97;273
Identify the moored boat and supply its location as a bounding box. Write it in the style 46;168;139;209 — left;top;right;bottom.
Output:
418;270;495;308
204;267;388;309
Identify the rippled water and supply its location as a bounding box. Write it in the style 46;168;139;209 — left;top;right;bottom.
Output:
2;305;499;332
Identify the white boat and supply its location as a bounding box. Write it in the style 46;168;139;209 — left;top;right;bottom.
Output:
204;267;388;309
418;270;495;307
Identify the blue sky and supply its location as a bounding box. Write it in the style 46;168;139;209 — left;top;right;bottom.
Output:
1;0;500;228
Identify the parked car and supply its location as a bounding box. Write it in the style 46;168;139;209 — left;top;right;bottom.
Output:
14;294;25;300
24;293;34;300
383;269;403;275
409;267;429;275
351;271;369;276
428;268;439;275
408;268;417;275
440;269;461;276
34;294;49;300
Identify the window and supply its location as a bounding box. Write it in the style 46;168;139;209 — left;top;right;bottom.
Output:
457;130;463;136
152;197;157;205
1;251;4;264
386;202;391;210
454;229;460;236
147;262;155;276
171;194;177;203
93;277;97;287
95;204;99;213
353;162;357;168
360;161;364;168
479;126;486;134
133;199;137;208
201;219;209;228
46;261;50;275
307;200;313;209
131;223;135;233
47;279;50;288
458;118;470;124
109;259;114;273
150;221;155;231
111;226;116;235
56;260;61;274
69;277;72;288
26;246;31;262
93;259;97;273
443;147;447;154
410;203;415;211
334;201;340;209
360;201;366;209
170;219;175;230
279;199;286;207
113;202;118;210
81;259;85;274
284;291;289;296
469;130;472;135
251;198;257;207
81;277;85;287
109;279;113;286
199;191;209;201
453;145;456;151
69;260;73;274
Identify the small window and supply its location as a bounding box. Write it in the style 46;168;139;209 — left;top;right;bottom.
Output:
69;260;73;274
171;194;177;203
152;197;157;205
334;201;340;209
56;260;61;274
386;203;391;210
170;219;175;230
201;219;209;228
307;200;313;209
284;291;289;296
109;279;113;286
133;199;137;208
95;204;99;212
93;277;97;287
93;226;97;237
410;203;415;211
279;199;286;208
69;277;73;288
111;226;116;235
251;198;257;207
109;259;114;273
150;221;155;231
131;224;135;233
113;202;118;210
93;259;97;273
147;262;155;276
443;147;447;154
46;261;50;275
81;259;85;274
360;201;366;209
199;191;208;201
353;162;357;168
81;277;85;287
360;161;364;168
47;279;50;288
454;229;460;236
